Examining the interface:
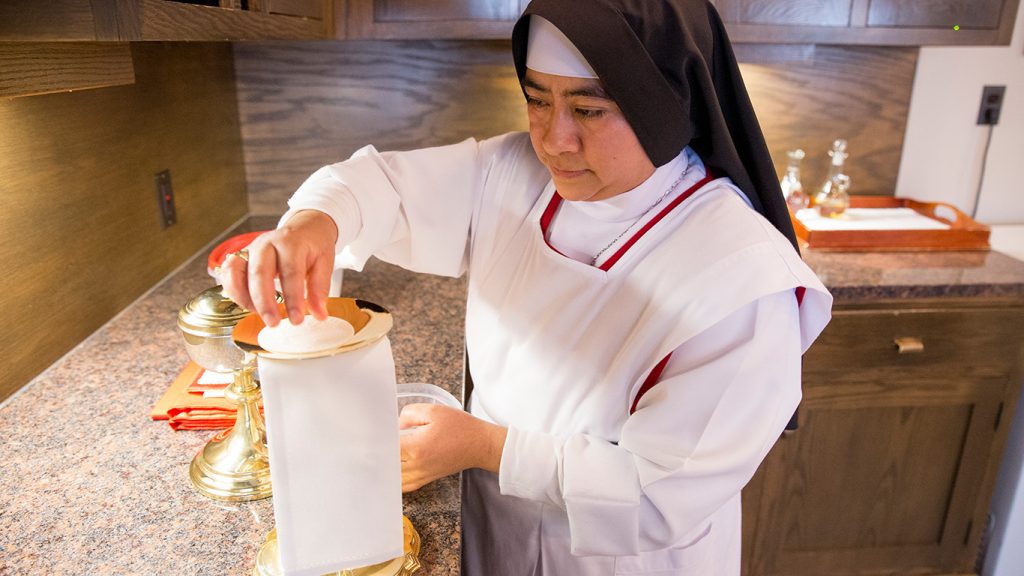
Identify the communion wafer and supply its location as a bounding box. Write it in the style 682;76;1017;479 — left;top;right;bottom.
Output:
257;315;355;354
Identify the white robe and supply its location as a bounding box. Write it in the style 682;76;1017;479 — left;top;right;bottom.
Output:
283;132;832;575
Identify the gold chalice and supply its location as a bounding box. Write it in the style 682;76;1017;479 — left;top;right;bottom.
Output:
177;285;275;501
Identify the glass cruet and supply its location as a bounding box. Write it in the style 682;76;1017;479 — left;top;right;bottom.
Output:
781;148;808;211
817;173;851;218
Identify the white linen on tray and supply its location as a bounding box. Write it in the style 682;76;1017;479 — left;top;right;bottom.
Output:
795;207;950;231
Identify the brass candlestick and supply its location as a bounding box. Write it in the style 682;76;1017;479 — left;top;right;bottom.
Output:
177;285;275;501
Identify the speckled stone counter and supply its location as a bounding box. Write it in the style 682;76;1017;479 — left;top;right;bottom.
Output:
802;248;1024;302
3;216;1024;575
0;217;466;575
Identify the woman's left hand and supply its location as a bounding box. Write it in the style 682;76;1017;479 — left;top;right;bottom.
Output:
398;404;507;492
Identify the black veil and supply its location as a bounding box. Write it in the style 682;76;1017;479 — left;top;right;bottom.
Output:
512;0;799;250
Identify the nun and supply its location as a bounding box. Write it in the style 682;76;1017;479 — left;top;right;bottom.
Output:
223;0;833;574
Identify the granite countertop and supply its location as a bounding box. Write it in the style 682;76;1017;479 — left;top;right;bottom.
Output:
2;215;1024;575
0;217;467;575
802;248;1024;302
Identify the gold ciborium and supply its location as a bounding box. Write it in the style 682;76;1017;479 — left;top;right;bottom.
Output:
234;298;422;576
177;285;274;501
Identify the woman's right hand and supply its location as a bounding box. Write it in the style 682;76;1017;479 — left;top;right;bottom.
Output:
221;210;339;327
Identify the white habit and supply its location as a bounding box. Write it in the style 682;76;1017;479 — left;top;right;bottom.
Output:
281;132;832;575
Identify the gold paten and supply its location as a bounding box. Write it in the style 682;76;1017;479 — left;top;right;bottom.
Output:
232;298;393;359
177;285;278;501
253;516;421;576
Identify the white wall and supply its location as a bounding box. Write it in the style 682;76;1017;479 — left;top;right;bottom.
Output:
896;7;1024;575
986;388;1024;576
895;5;1024;224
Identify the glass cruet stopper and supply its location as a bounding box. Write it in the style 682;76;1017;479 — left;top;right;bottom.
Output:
781;148;808;211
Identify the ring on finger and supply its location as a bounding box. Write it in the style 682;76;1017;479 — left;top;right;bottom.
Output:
230;249;250;263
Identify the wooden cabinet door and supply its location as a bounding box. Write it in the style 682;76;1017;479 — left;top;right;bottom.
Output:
867;0;1005;29
0;0;333;42
714;0;852;26
742;304;1024;575
0;0;105;41
346;0;524;39
746;377;1007;574
137;0;331;40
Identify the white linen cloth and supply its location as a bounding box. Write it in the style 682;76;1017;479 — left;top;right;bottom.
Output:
258;338;403;576
795;207;950;230
281;132;832;575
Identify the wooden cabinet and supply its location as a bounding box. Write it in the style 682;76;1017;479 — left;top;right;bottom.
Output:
0;0;334;42
742;299;1024;575
867;0;1004;30
0;0;335;97
345;0;529;39
714;0;1018;45
2;0;1017;44
347;0;1018;44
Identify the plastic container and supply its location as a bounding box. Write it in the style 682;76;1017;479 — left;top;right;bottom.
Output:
396;383;462;435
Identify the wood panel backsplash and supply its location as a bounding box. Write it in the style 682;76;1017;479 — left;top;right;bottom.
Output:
235;41;916;215
743;45;917;200
234;40;528;215
0;43;248;401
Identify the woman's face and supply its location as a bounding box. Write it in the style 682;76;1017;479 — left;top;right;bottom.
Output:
524;69;655;202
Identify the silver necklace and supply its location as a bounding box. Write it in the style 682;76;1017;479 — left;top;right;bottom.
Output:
590;166;691;266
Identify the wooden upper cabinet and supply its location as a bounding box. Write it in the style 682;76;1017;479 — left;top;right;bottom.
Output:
0;0;1018;44
0;0;335;42
713;0;1018;45
345;0;528;39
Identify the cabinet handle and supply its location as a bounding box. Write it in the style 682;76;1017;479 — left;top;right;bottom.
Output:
894;337;924;354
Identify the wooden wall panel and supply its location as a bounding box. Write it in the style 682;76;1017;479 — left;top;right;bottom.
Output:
0;43;248;401
234;41;916;214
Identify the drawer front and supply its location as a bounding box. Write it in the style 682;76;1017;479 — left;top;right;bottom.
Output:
803;307;1024;382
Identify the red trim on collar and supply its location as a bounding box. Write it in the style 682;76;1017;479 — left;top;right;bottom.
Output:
630;353;672;415
599;171;715;271
540;190;564;255
540;170;716;270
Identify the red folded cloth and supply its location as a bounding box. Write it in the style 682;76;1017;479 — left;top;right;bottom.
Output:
151;361;263;431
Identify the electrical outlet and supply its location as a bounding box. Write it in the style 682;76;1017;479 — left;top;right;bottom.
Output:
155;170;177;228
977;85;1006;125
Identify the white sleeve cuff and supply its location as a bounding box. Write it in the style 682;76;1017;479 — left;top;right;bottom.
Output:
498;428;643;557
562;434;641;556
498;426;564;508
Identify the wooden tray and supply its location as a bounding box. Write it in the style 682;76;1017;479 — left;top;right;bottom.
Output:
791;196;991;251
